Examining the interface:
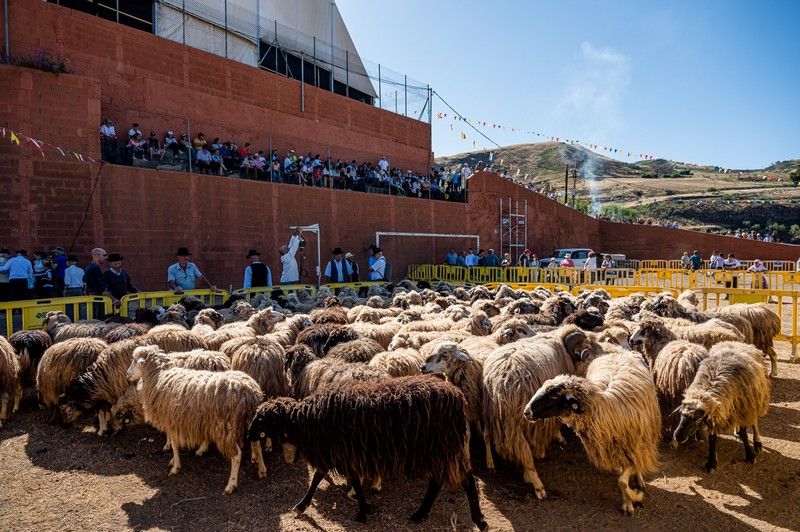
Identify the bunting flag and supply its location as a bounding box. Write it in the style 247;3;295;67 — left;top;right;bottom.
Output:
434;111;729;168
0;127;98;164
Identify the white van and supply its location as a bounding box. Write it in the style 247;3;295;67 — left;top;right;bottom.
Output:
541;248;593;268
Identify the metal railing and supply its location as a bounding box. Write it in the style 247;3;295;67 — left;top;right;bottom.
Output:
0;295;113;337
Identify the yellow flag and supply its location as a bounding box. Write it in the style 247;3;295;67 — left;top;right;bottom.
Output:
10;131;20;145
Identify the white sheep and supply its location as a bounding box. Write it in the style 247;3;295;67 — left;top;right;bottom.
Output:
0;336;22;426
126;345;266;493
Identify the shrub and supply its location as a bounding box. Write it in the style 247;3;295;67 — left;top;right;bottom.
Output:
1;49;71;74
665;190;675;196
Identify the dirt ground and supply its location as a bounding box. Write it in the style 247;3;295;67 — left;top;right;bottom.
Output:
2;343;799;532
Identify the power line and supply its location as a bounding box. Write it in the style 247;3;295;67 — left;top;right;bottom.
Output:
433;91;503;149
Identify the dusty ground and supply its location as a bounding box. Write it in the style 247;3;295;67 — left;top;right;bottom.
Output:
2;342;799;532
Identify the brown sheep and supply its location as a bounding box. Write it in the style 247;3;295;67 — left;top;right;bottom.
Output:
0;336;22;426
221;336;289;397
8;329;52;386
327;338;385;363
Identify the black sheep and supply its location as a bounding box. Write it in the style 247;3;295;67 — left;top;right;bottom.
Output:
294;323;359;357
8;329;52;385
247;375;486;529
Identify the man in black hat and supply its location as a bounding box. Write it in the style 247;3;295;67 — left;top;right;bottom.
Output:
168;247;216;293
324;247;352;284
368;247;387;281
104;253;139;304
243;249;272;288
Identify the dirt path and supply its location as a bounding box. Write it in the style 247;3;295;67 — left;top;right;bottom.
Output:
2;343;799;531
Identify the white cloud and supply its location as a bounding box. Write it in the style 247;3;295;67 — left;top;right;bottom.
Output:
557;42;631;138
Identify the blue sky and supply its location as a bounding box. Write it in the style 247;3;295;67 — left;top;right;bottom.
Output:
337;0;799;169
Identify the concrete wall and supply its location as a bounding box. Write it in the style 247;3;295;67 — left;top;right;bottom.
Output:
3;0;431;172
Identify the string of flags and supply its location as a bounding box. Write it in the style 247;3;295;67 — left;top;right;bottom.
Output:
1;127;97;163
435;111;728;170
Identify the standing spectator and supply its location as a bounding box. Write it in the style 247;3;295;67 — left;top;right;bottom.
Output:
38;261;57;299
680;252;690;269
689;250;702;271
518;249;533;267
378;155;390;174
722;253;741;288
747;259;769;289
324;248;352;283
712;252;724;269
63;255;85;297
195;146;213;173
445;248;459;266
345;252;360;282
461;163;473;182
529;254;540;268
483;249;501;267
100;119;118;162
243;250;272;289
85;248;116;316
0;250;33;301
0;248;9;301
192;132;207;150
52;246;68;295
368;248;387;281
168;247;216;293
279;228;303;285
601;254;614;269
501;253;512;267
584;251;598;283
147;132;165;161
103;253;139;303
457;251;467;268
127;122;142;140
32;251;48;297
465;249;479;267
560;254;575;268
708;251;719;269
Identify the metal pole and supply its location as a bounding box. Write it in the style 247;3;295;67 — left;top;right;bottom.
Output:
395;91;398;113
329;1;335;92
182;0;186;45
224;0;228;59
404;75;408;116
300;52;305;112
186;118;192;173
427;85;432;124
3;0;9;57
499;198;503;258
255;0;260;48
269;135;273;181
345;50;349;98
378;63;382;109
274;20;278;73
313;37;317;87
564;165;569;204
116;0;120;23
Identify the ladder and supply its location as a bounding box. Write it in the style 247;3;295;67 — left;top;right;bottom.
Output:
499;197;528;265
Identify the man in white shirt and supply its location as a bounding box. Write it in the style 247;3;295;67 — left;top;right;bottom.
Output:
279;228;303;284
722;253;741;289
464;249;479;267
63;255;85;297
378;156;389;174
368;248;387;281
324;247;352;283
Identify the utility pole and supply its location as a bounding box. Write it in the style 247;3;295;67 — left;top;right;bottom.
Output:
564;165;569;204
571;167;578;208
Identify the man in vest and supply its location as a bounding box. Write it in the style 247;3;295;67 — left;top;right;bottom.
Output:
243;249;272;288
345;252;360;282
324;247;352;283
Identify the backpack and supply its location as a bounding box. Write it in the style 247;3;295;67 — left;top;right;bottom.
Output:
382;259;392;281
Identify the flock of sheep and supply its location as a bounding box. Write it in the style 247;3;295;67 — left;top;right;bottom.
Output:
0;280;781;529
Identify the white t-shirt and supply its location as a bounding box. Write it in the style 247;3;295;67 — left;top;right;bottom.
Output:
280;235;301;283
378;158;389;172
584;257;598;270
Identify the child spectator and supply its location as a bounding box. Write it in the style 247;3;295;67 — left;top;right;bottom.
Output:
128;133;145;159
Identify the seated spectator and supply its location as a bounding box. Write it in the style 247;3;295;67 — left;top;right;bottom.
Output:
192;132;207;150
238;142;252;160
211;149;226;175
128;122;142;140
211;137;223;151
147;132;165;161
163;131;180;156
128;133;145;159
195;146;213;173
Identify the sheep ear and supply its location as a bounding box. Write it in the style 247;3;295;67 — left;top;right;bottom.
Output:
452;348;471;362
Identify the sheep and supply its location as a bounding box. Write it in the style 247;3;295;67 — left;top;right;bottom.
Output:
8;329;52;386
37;337;108;422
126;345;266;493
191;308;224;336
562;307;606;331
157;304;191;329
388;330;470;351
677;290;699;308
712;304;780;377
605;293;645;321
348;320;402;350
523;294;577;326
0;336;22;426
43;311;115;342
295;323;360;357
246;375;487;529
109;348;231;435
458;318;537;361
103;323;151;344
368;348;426;378
327;338;385;363
259;314;310;346
285;344;389;398
310;300;349;325
144;326;208;353
482;325;604;498
57;337;146;434
221;336;289;397
636;312;743;350
594;320;633;350
421;341;494;470
673;342;771;472
524;350;661;515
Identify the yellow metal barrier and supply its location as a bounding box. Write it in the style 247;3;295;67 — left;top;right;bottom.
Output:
484;282;572;293
119;289;229;319
433;265;468;283
323;281;391;293
0;295;113;337
232;284;317;302
572;285;678;298
407;264;435;281
467;267;504;284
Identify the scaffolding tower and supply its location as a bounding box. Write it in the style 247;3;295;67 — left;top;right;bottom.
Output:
499;197;528;265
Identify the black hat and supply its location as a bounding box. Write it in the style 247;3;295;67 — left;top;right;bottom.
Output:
332;247;344;255
16;249;27;255
373;247;383;254
0;248;9;254
176;247;191;256
67;255;78;262
246;249;261;258
108;253;124;262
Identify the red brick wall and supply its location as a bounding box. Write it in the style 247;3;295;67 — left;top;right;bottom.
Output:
4;0;431;172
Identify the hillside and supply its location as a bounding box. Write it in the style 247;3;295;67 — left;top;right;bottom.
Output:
436;142;800;241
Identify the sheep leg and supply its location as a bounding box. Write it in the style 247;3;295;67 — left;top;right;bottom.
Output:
349;477;376;523
409;478;442;524
97;410;109;436
520;445;547;499
462;473;488;531
163;436;172;452
223;447;243;494
293;468;327;515
767;347;778;378
753;423;763;454
251;441;267;479
738;426;756;464
705;433;718;473
0;393;7;422
371;476;382;492
477;421;495;471
264;437;273;453
168;434;181;475
617;466;642;516
195;441;209;456
13;384;22;413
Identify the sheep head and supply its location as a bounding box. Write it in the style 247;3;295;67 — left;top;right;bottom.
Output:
195;308;224;329
388;333;409;351
560;326;603;365
494;284;517;301
247;396;299;444
472;300;501;318
127;345;167;382
523;375;587;422
673;398;712;446
497;319;536;344
43;311;71;332
110;386;144;433
468;310;493;336
629;315;676;360
420;341;472;375
507;299;540;316
248;307;285;334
